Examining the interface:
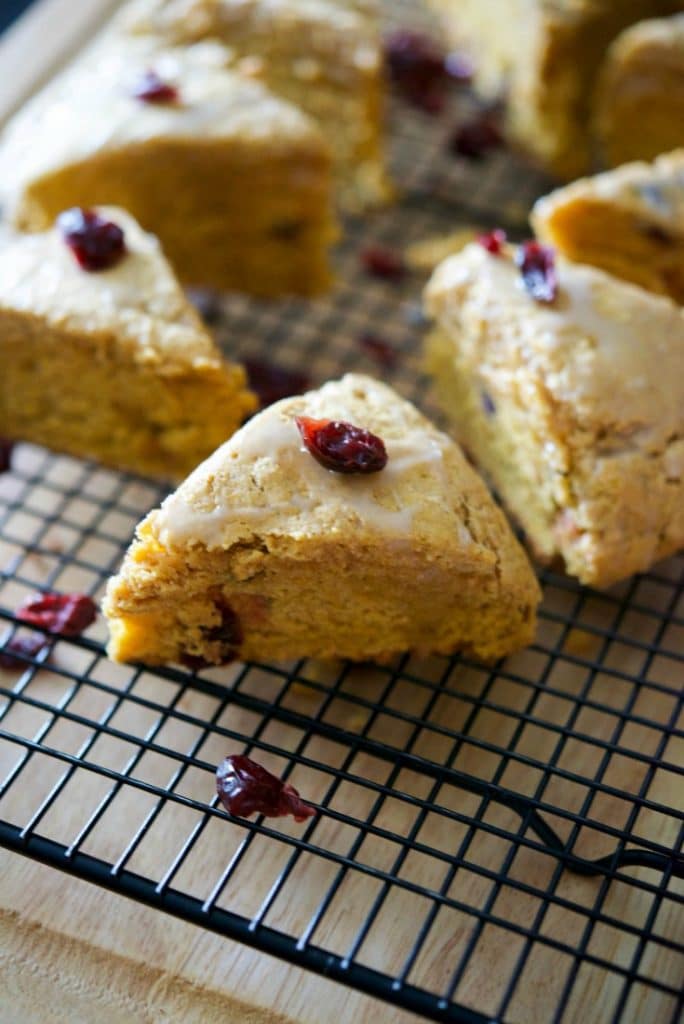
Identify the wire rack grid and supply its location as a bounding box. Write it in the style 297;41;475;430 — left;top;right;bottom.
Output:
1;4;683;1023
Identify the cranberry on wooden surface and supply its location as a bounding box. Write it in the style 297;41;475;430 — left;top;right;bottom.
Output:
245;358;311;409
516;241;558;304
449;110;503;159
58;208;126;272
216;754;317;822
16;592;98;636
132;69;179;104
476;229;507;256
360;245;407;282
384;29;449;113
295;417;388;475
0;438;14;474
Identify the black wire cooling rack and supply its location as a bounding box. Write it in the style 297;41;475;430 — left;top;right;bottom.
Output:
1;4;683;1023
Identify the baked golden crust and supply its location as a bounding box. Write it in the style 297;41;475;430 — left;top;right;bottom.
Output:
104;374;540;666
595;14;684;168
532;150;684;302
0;207;256;480
425;242;684;587
115;0;391;210
425;0;676;179
0;37;336;295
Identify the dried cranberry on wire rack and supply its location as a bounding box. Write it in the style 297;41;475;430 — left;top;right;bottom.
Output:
216;755;316;822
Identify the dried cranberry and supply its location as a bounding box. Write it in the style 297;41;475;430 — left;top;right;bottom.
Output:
16;592;97;636
450;110;502;159
0;438;14;473
643;224;673;246
58;208;126;272
477;229;507;256
358;333;398;370
179;653;214;672
295;416;388;475
516;241;558;304
205;602;242;655
132;69;179;104
384;29;449;114
360;245;406;282
245;358;311;409
0;634;47;670
181;601;242;668
216;754;316;822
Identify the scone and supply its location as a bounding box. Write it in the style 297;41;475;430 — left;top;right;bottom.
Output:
0;38;336;296
0;206;256;480
424;241;684;588
114;0;391;210
103;374;540;666
532;150;684;302
595;14;684;168
424;0;674;179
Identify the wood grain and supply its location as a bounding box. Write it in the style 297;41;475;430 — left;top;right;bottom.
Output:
0;2;682;1023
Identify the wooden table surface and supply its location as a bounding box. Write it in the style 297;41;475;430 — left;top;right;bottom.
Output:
0;3;682;1023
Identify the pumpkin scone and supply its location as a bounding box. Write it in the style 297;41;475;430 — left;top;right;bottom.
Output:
103;374;540;667
0;38;336;295
424;240;684;588
0;206;255;481
532;150;684;303
114;0;390;210
595;14;684;168
424;0;675;179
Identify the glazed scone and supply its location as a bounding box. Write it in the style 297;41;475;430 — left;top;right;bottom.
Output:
0;206;256;480
116;0;391;210
595;14;684;168
0;38;336;296
424;0;674;179
424;242;684;588
532;151;684;302
103;374;540;666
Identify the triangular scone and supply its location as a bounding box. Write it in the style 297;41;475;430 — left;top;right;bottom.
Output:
424;0;666;179
117;0;391;210
532;150;684;302
425;241;684;587
0;206;255;481
104;374;540;666
0;38;335;296
595;14;684;169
